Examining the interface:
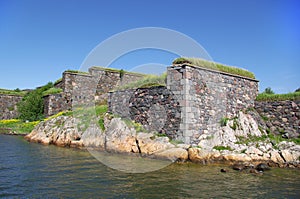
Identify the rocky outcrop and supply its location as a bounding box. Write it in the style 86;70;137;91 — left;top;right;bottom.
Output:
25;111;300;168
25;115;188;162
191;111;300;168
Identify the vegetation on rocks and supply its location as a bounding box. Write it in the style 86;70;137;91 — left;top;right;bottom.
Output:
115;72;167;90
0;88;27;96
0;119;39;134
17;82;54;121
42;87;63;96
172;57;256;79
256;91;300;101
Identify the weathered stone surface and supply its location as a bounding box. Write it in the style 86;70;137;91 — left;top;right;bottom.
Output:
154;148;188;162
0;94;22;119
105;118;137;153
137;133;175;155
255;100;300;138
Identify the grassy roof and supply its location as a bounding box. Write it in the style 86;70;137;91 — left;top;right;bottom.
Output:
173;57;256;79
113;73;167;91
42;87;63;96
65;70;90;75
90;66;145;76
0;88;27;96
256;92;300;101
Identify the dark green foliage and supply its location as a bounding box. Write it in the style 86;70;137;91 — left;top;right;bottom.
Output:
264;87;275;94
220;117;229;127
295;88;300;92
17;82;53;121
213;145;233;151
119;69;125;79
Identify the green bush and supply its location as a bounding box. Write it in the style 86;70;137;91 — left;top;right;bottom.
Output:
263;87;275;94
17;82;53;121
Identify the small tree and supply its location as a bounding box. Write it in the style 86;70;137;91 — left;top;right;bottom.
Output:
17;82;53;121
264;87;275;94
295;88;300;93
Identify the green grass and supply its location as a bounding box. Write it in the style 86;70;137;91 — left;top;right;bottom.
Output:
0;119;40;134
65;70;89;75
114;73;167;90
122;118;145;132
173;57;256;79
256;92;300;101
42;87;63;96
220;117;229;127
72;105;108;132
235;133;300;146
54;78;62;85
90;66;145;76
0;88;27;96
213;145;233;151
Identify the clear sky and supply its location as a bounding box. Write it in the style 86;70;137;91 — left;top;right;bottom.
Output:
0;0;299;93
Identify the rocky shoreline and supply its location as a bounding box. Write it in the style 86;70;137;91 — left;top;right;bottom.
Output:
25;111;300;169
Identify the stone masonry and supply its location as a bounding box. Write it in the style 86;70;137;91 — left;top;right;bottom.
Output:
43;67;144;117
0;94;23;120
255;100;300;138
109;86;181;139
109;64;259;145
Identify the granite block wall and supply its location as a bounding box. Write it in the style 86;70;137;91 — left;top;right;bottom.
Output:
43;93;67;117
109;64;259;144
108;86;181;139
0;94;23;119
167;64;259;144
255;100;300;138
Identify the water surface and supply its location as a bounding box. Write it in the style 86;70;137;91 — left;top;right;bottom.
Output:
0;135;299;198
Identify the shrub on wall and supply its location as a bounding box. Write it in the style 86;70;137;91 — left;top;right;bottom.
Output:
17;82;53;121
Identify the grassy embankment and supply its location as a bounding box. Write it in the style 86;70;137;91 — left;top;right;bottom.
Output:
0;105;108;135
256;92;300;101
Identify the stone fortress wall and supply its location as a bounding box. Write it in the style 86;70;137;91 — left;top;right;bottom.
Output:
0;94;23;120
255;100;300;138
43;67;144;117
1;63;299;145
109;64;259;144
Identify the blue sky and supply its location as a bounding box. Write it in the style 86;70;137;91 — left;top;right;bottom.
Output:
0;0;299;93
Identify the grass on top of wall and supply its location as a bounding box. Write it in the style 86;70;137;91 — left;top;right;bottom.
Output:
65;70;89;75
0;88;27;96
256;92;300;101
90;66;145;76
173;57;256;79
114;73;167;91
42;87;63;96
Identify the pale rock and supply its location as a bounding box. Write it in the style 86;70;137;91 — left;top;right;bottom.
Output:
223;153;252;162
105;118;137;153
154;148;188;162
81;124;104;147
246;146;263;156
280;150;295;162
137;133;174;155
177;144;190;150
270;150;284;163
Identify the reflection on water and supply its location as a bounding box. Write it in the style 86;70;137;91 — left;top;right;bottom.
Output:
0;135;300;198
